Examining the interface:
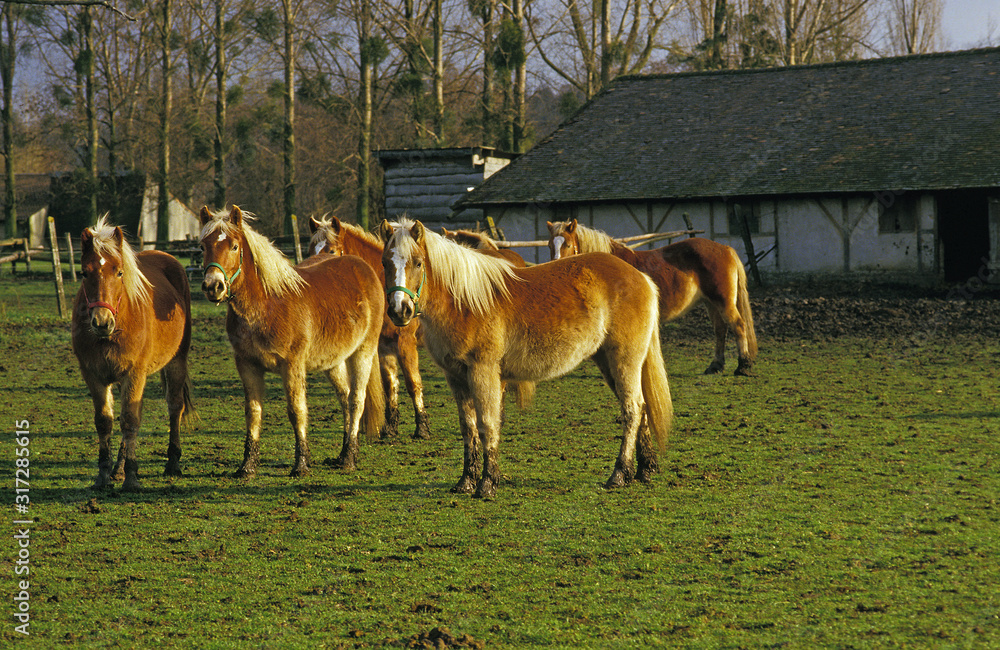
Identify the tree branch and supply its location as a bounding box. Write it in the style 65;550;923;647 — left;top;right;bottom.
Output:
6;0;135;21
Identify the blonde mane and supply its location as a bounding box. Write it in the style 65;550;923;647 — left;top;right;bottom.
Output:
87;215;152;306
391;217;516;316
309;216;381;256
561;222;615;254
201;209;306;297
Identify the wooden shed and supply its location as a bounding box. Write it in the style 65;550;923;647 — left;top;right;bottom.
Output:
378;147;517;231
455;48;1000;282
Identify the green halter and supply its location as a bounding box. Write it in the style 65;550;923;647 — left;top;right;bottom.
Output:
205;248;243;301
386;270;425;314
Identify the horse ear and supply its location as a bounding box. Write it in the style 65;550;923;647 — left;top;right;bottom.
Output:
112;226;125;248
378;220;395;243
441;227;452;238
308;216;321;234
545;221;555;234
411;220;425;244
329;215;342;235
229;205;244;227
566;219;578;234
199;206;214;226
80;227;94;254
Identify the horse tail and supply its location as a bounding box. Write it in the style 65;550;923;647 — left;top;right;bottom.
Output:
160;368;199;427
735;255;758;362
361;351;386;441
513;381;535;411
641;324;673;453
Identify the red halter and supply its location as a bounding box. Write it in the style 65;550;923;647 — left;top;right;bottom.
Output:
82;285;122;316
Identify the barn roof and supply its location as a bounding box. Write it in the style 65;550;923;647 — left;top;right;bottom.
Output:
457;47;1000;208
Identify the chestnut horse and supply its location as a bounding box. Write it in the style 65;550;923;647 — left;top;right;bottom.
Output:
440;227;527;267
308;215;430;440
547;219;758;376
200;206;385;476
71;216;194;491
380;217;673;499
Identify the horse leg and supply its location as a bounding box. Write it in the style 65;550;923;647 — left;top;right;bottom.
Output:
470;364;504;500
281;362;311;477
594;350;642;488
160;362;188;477
378;352;400;440
728;305;755;377
118;373;148;492
703;304;728;374
445;373;480;494
87;379;116;490
397;334;430;440
325;364;351;461
332;357;366;472
635;412;660;483
235;360;266;479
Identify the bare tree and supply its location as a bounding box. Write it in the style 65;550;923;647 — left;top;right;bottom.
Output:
883;0;941;55
529;0;680;99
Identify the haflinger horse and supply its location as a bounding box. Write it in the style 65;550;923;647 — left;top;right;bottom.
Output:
71;216;195;491
440;227;527;267
308;215;430;440
199;206;385;476
380;217;673;499
547;219;758;376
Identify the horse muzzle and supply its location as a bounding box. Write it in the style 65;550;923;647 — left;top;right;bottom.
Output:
89;309;116;338
201;273;227;304
386;292;417;327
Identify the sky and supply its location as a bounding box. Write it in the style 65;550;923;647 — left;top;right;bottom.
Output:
941;0;999;49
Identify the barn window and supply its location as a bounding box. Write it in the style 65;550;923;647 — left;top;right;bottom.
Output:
728;203;760;236
878;193;918;233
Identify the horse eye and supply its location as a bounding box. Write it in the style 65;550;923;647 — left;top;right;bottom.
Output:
231;243;238;252
117;269;124;278
80;271;88;278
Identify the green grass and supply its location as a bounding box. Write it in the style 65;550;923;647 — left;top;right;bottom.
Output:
1;274;999;647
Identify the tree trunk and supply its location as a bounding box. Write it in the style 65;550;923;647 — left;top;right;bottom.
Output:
282;0;296;235
481;0;495;146
357;0;373;229
512;0;526;151
213;0;227;209
158;0;173;243
432;0;444;142
83;7;98;226
1;5;16;238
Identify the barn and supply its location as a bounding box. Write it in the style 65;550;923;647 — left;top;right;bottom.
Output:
454;47;1000;282
378;147;516;232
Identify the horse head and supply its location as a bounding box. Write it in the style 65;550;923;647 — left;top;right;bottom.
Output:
308;215;343;256
79;222;128;338
546;219;580;260
199;205;246;304
379;219;426;327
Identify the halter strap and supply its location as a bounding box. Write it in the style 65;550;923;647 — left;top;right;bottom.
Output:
82;285;122;316
386;270;425;314
205;248;243;301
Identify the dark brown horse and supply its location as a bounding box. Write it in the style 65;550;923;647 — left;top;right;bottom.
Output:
200;206;385;476
71;216;195;491
308;215;430;440
548;219;758;376
381;217;673;499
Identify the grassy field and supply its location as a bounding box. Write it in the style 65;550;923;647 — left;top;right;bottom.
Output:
1;272;999;648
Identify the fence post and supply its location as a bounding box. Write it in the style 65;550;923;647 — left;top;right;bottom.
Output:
65;232;77;282
21;237;31;274
48;217;67;318
290;214;303;264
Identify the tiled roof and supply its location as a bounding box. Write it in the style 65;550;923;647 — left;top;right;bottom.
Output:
457;48;1000;207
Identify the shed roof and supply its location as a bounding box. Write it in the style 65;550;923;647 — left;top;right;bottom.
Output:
457;48;1000;208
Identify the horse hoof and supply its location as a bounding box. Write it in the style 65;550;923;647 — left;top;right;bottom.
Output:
450;477;477;494
473;478;498;500
121;479;141;493
604;470;630;489
233;466;256;479
329;456;355;472
637;467;656;484
411;429;431;441
734;363;755;377
703;362;725;375
290;465;311;478
163;464;183;477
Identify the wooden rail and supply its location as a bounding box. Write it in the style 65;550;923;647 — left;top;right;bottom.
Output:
493;228;703;249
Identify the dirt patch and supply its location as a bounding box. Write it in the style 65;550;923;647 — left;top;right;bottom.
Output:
669;280;1000;341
